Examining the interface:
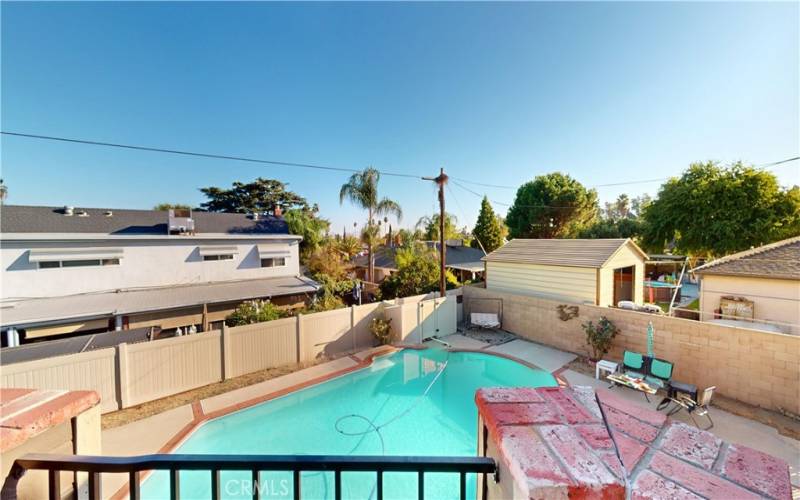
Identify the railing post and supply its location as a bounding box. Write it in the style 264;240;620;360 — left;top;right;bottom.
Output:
221;324;231;381
116;343;131;409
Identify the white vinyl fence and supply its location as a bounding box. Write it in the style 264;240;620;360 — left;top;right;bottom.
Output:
1;294;458;413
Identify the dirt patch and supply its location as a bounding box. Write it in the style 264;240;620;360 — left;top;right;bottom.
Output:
101;359;325;430
565;356;800;440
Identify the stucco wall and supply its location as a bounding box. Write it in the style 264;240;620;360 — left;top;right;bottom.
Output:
486;261;597;304
699;275;800;335
464;285;800;415
1;238;300;299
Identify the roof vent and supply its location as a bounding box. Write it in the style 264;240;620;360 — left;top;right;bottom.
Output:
63;206;74;216
76;210;89;217
104;210;113;217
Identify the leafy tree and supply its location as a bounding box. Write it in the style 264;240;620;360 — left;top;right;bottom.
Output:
304;277;347;313
339;167;402;282
471;197;505;252
379;244;458;299
336;235;363;260
200;178;310;213
415;213;460;241
284;209;330;261
226;300;285;326
153;203;191;211
506;173;599;239
578;218;643;239
641;161;800;257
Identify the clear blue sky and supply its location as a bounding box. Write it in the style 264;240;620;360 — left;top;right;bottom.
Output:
2;2;798;233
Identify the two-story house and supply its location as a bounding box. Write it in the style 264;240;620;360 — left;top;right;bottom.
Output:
0;205;317;345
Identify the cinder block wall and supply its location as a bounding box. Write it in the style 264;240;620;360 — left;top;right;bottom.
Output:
464;286;800;415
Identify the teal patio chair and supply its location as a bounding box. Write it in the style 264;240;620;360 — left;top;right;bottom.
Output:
622;351;646;379
645;358;674;390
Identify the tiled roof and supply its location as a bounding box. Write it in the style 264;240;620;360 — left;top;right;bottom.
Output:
0;205;289;235
692;237;800;280
483;238;646;268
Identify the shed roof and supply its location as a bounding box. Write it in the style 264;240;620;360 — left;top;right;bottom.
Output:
482;238;647;268
0;276;318;327
0;205;289;236
691;237;800;280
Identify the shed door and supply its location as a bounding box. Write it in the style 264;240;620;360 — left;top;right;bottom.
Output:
613;266;635;305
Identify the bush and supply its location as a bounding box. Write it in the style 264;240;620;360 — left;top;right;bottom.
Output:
379;244;459;300
226;300;285;327
370;317;393;345
582;316;619;361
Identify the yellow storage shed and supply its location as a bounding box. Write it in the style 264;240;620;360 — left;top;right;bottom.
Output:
482;238;648;306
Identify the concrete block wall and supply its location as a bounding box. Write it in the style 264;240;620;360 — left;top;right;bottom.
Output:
464;286;800;415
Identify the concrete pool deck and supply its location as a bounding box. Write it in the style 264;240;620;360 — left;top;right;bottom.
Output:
99;336;798;497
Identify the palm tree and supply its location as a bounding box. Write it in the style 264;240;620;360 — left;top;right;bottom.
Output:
340;167;402;282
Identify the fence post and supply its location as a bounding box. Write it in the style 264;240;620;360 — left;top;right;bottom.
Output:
221;324;231;381
296;314;304;363
351;305;356;353
116;343;130;409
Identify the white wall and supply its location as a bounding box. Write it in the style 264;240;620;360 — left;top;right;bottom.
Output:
699;274;800;335
1;238;300;299
598;244;646;306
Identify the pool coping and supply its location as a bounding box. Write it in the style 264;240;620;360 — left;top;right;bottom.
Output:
109;342;566;499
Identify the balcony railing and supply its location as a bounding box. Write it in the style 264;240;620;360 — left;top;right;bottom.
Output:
13;453;497;500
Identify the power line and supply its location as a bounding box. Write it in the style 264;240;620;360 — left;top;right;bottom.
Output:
451;156;799;191
0;131;423;180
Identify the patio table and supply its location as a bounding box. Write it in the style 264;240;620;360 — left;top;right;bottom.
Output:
607;373;657;401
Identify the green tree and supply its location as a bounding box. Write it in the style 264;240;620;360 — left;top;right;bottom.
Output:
506;173;599;239
578;218;643;239
153;203;191;211
226;300;285;326
336;235;363;260
471;197;505;252
379;244;458;299
641;161;800;257
415;213;460;241
339;167;402;282
200;178;310;213
284;209;330;261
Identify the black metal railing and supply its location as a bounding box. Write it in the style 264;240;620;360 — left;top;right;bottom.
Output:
14;453;497;500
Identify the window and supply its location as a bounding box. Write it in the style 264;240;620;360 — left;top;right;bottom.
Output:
39;259;120;269
261;257;286;268
203;254;234;261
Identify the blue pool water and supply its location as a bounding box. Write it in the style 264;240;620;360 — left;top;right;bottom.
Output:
142;347;557;499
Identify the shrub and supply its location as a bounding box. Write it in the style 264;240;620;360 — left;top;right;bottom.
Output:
370;317;393;345
226;300;285;327
582;316;619;361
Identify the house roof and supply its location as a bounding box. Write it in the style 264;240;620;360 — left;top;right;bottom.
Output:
691;237;800;280
0;276;318;327
353;243;486;271
0;205;289;236
482;238;647;268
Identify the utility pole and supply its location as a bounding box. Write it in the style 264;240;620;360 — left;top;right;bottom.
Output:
423;167;448;297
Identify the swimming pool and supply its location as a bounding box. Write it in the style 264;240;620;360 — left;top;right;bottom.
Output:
142;347;557;499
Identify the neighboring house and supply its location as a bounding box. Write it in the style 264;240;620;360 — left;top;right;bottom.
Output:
482;238;648;306
353;240;486;283
692;236;800;335
0;205;317;346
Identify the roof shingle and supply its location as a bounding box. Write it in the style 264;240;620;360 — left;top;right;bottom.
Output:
482;238;645;268
0;205;288;235
692;237;800;280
